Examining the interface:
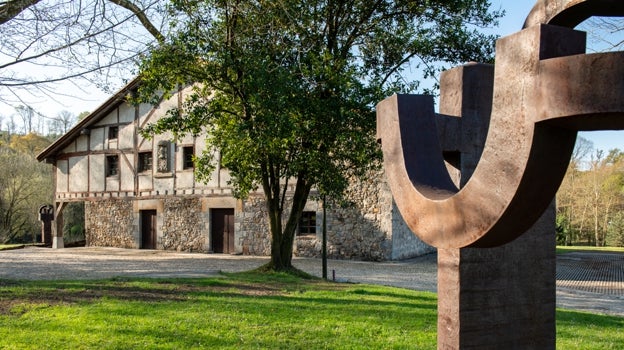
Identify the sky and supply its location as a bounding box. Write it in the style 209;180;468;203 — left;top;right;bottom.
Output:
1;0;621;152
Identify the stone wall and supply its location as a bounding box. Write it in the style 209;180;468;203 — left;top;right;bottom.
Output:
237;196;272;256
82;169;432;260
309;169;394;261
389;201;434;260
237;168;433;261
85;199;135;248
162;197;208;252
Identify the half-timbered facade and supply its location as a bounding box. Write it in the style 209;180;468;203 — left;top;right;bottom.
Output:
37;79;433;260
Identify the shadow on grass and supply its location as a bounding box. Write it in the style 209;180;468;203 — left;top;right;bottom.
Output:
0;275;437;316
0;275;439;349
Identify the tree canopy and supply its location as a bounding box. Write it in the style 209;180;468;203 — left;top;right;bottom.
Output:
137;0;502;270
557;138;624;247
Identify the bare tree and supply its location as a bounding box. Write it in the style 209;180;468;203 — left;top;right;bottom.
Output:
52;110;75;134
0;0;167;110
14;105;34;133
578;17;624;52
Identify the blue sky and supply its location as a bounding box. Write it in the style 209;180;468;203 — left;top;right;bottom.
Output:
1;1;621;152
490;0;623;153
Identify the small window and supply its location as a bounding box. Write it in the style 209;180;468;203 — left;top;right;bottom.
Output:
138;152;153;172
183;146;194;169
108;126;119;140
298;211;316;235
106;155;119;177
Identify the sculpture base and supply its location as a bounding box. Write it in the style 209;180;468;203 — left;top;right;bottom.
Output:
437;203;556;350
52;236;64;249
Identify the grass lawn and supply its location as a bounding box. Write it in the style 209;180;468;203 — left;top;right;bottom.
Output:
0;273;622;349
556;245;624;254
0;244;26;251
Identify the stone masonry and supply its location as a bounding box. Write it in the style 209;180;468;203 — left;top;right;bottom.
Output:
81;167;433;260
237;167;433;261
162;197;208;253
85;199;135;248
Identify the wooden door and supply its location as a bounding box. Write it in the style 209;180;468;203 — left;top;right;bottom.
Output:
212;209;235;253
140;210;157;249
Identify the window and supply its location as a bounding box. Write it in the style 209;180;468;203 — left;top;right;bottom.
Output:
138;152;153;172
106;155;119;177
183;146;194;169
298;211;316;235
108;126;119;140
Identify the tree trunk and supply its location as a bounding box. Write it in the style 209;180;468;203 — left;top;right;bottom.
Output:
266;173;312;271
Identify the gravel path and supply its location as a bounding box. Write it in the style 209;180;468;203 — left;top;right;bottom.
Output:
0;247;622;317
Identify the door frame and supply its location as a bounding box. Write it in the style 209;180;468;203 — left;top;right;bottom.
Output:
211;208;235;253
140;209;157;249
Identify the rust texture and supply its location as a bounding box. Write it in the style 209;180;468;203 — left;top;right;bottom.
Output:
377;1;623;349
377;0;624;249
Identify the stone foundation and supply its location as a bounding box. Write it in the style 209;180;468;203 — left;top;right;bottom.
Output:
237;168;433;261
162;197;208;252
237;196;272;256
85;199;135;248
82;169;433;260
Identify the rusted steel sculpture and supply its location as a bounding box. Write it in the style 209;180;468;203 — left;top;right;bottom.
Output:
377;0;623;349
377;0;624;249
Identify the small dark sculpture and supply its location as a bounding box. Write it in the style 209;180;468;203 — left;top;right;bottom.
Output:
38;204;54;245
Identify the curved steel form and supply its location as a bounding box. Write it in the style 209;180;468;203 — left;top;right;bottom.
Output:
524;0;624;28
377;0;624;248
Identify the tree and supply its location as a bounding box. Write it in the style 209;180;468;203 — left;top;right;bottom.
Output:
0;144;53;243
138;0;501;271
63;202;85;244
9;132;51;157
607;212;624;247
48;110;76;136
0;0;167;110
14;105;35;134
557;136;594;245
579;17;624;52
557;142;624;247
77;111;91;121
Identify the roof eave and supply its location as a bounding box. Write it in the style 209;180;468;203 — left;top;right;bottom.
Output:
36;77;142;162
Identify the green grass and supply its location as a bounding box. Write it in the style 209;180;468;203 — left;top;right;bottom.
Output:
0;244;25;251
556;245;624;254
0;274;622;349
556;310;624;349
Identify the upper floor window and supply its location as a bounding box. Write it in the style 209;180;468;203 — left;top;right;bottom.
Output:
183;146;194;170
106;155;119;177
138;152;153;173
108;126;119;140
298;211;317;236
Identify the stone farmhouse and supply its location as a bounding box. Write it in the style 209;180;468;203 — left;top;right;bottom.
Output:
37;78;432;261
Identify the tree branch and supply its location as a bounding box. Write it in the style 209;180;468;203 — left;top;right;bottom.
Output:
108;0;164;43
0;0;41;25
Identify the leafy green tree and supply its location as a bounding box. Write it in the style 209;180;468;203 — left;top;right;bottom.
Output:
138;0;502;271
63;202;85;244
606;211;624;247
557;144;624;246
9;132;51;157
0;145;53;243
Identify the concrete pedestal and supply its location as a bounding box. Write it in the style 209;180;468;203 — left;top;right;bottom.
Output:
52;236;64;249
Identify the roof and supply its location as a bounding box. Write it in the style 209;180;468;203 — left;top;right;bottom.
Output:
36;77;142;163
